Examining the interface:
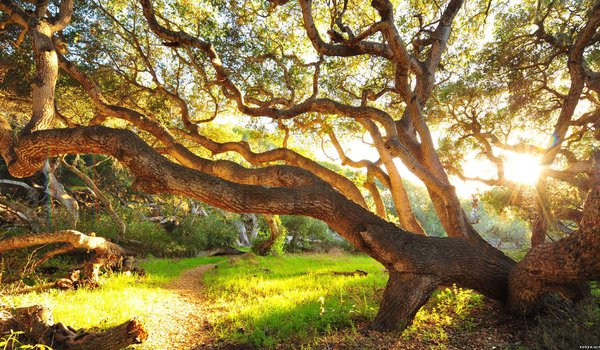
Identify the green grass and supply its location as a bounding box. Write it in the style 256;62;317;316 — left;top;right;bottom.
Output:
203;254;388;347
1;256;226;330
201;254;485;348
502;247;530;261
402;286;484;346
2;253;490;349
138;256;226;283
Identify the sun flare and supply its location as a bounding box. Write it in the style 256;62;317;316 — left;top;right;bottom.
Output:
503;152;542;186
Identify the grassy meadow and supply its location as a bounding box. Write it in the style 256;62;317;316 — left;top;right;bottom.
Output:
1;256;226;330
1;253;498;349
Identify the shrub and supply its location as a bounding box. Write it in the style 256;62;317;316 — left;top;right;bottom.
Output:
126;220;182;257
171;214;239;254
281;216;343;253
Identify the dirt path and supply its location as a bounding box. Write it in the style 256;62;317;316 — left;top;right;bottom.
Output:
138;264;217;350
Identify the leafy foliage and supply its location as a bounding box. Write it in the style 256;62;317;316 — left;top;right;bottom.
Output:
281;215;337;253
172;215;239;254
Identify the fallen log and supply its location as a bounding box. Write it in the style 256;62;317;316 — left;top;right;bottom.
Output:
0;230;124;256
14;270;82;294
202;247;245;256
332;269;368;277
0;305;147;350
0;230;125;283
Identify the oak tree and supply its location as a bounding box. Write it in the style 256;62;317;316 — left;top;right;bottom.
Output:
1;0;599;332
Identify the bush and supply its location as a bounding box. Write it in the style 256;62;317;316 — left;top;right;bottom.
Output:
76;210;120;239
281;215;344;253
79;207;184;257
171;214;239;254
126;220;183;257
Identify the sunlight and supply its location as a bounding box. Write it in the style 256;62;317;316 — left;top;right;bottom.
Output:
503;152;542;186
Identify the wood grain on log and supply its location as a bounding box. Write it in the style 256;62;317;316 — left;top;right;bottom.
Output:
0;305;147;350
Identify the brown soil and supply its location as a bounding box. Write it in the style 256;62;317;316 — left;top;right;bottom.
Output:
136;264;218;350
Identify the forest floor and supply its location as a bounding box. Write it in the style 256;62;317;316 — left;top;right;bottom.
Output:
3;254;599;349
140;254;600;350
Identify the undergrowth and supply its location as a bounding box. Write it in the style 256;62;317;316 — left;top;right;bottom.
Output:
3;254;598;349
1;256;225;330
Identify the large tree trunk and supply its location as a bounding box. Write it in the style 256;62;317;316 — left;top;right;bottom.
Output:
371;272;439;331
0;305;147;350
507;183;600;314
0;124;521;332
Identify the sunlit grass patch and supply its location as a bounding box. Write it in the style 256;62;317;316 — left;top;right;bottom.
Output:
138;256;226;284
1;256;226;330
403;286;484;346
202;254;387;347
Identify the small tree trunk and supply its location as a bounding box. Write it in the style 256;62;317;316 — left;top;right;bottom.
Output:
361;120;425;235
364;179;387;220
234;219;251;246
255;214;282;256
242;213;259;239
21;21;58;135
530;212;547;247
44;159;79;226
531;181;551;247
61;157;126;237
371;272;439;331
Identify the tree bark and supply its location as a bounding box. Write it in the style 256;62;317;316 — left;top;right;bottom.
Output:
371;272;439;331
0;305;147;350
21;21;58;135
508;183;600;314
254;214;282;256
